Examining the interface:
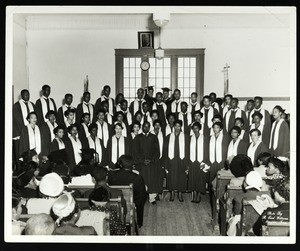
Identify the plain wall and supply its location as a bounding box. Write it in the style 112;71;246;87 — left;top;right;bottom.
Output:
24;14;291;112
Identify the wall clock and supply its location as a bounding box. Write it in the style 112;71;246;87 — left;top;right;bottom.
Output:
140;61;150;71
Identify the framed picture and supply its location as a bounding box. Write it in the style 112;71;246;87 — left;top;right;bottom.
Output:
138;31;154;49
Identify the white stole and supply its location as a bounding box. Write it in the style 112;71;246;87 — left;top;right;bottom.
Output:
40;97;55;122
222;105;230;118
101;96;114;116
88;136;102;163
249;123;264;142
133;99;145;115
55;138;65;149
239;129;245;140
114;121;127;137
111;135;125;164
269;119;284;150
227;138;241;158
249;108;267;125
96;121;109;148
165;124;174;136
81;123;90;138
168;132;185;160
190;134;204;162
19;100;34;125
171;100;182;113
27;124;41;154
46;121;58;142
210;127;214;136
120;109;132;125
82;102;94;123
178;112;192;132
225;108;242;131
69;135;82;164
247;141;262;165
151;130;163;159
153;102;167;113
211;102;220;112
141;112;152;126
105;113;113;125
116;104;121;112
209;130;224;163
201;106;214;128
62;105;76;122
188;102;201;113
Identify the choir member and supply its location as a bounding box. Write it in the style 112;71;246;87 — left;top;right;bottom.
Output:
64;123;83;174
130;121;142;140
249;111;270;146
188;122;209;203
187;92;201;117
78;113;91;143
129;88;146;116
223;98;248;134
226;126;248;163
245;99;254;124
86;123;105;165
95;109;111;151
133;111;143;126
200;95;218;137
162;87;173;107
115;93;125;112
106;123;131;170
101;100;113;125
144;86;155;107
163;120;189;202
140;102;152;126
117;99;133;127
209;92;221;113
57;94;76;125
114;111;130;137
189;110;204;136
35;85;57;127
221;94;232;118
19;112;42;159
13;89;36;161
94;85;115;116
133;121;160;204
50;125;66;152
76;92;94;124
215;98;224;115
209;114;223;136
247;128;269;166
234;117;249;145
152;92;167;130
63;109;76;139
165;113;176;136
269;105;290;157
207;122;229;183
167;89;182;116
150;110;159;132
40;110;58;157
178;101;192;135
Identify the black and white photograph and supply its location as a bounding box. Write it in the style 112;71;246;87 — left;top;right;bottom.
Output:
4;6;296;244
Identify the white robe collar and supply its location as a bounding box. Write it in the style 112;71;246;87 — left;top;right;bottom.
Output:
269;119;284;150
168;132;185;160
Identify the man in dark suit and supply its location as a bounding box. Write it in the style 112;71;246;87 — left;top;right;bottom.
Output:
107;155;147;228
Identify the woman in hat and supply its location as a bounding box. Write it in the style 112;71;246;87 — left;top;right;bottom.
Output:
12;189;26;235
163;119;189;202
130;121;141;140
50;125;66;152
247;128;269;166
19;112;42;160
249;111;270;146
269;105;290;157
51;192;97;235
78;112;91;143
164;112;176;137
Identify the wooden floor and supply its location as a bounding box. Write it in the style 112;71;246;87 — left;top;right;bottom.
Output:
139;192;219;236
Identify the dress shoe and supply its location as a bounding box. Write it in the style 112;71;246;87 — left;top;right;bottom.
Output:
195;192;201;203
191;191;196;202
170;191;175;201
178;192;184;202
151;201;157;205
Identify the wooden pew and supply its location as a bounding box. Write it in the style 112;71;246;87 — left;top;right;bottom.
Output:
240;199;261;236
262;221;290;236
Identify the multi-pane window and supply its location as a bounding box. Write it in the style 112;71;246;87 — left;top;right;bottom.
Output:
148;57;171;94
178;57;196;102
123;57;142;104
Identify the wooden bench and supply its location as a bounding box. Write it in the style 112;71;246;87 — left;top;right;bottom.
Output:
262;221;290;236
240;199;261;236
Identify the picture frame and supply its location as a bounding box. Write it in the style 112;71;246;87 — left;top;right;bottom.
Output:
138;31;154;49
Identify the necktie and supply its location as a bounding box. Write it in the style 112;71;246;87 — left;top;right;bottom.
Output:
214;135;218;162
195;136;198;162
229;110;236;130
24;101;30;115
192;104;196;115
85;103;90;115
100;123;104;140
138;100;142;112
175;102;179;113
45;98;50;112
116;137;120;159
205;108;209;126
270;120;279;149
183;114;188;131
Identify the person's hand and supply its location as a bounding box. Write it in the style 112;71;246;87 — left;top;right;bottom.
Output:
42;156;48;163
185;169;189;175
165;169;169;174
202;164;211;173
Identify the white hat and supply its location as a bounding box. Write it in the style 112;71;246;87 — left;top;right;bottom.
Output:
39;173;64;197
245;171;263;191
52;192;76;220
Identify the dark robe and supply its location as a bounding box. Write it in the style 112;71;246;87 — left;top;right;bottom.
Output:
78;123;90;143
227;139;248;158
121;110;133;128
163;132;189;192
40;122;56;156
76;103;94;124
269;120;290;157
153;103;167;131
106;136;132;170
188;134;209;193
240;129;250;145
144;94;155;108
35;97;57;127
19;125;41;158
132;133;160;193
224;109;248;135
86;136;107;166
247;141;269;165
202;107;218;138
94;97;115;122
50;138;65;153
250;109;272;145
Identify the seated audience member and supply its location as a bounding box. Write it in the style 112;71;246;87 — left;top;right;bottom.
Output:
74;148;97;176
78;187;127;235
51;160;71;184
12;190;26;235
51;192;97;235
247;129;269;166
130;121;141;140
107;155;147;228
50;125;66;152
15;149;40;174
24;214;56;235
25;173;65;214
254;152;271;178
234;117;249;145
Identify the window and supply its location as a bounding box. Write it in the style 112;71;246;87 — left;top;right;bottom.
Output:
178;57;196;103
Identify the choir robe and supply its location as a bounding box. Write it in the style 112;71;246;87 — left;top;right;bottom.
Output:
239;129;250;145
163;97;173;109
188;134;209;193
19;124;42;158
223;108;248;134
35;96;57;127
87;135;106;166
208;131;230;182
222;104;230;118
269;119;290;157
106;136;132;170
133;133;161;193
167;99;183;117
163;132;189;192
129;99;146;116
94;96;115;117
64;136;85;174
178;112;192;135
118;109;133;127
247;141;269;166
50;138;66;152
163;124;175;137
144;94;155;108
57;104;76;125
200;106;218;138
187;102;201;119
227;138;248;159
76;102;94;124
96;121;112;150
249;108;272;143
249;123;270;147
152;102;167;131
245;110;253;125
211;102;221;113
113;121;130;138
104;112;113;125
13;100;36;138
78;123;90;143
40;121;58;156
